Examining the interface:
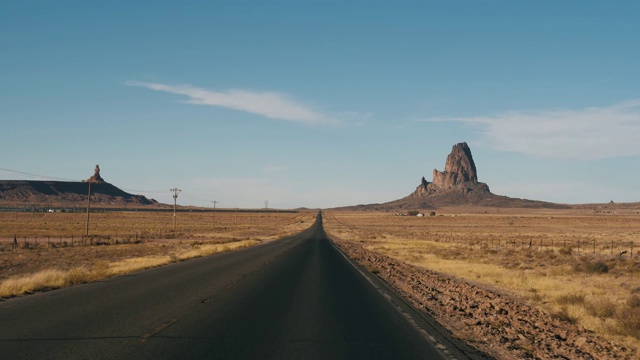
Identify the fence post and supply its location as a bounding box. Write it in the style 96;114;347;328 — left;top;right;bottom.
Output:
577;240;580;255
593;240;596;254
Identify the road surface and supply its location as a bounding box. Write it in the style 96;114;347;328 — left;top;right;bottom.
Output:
0;213;486;359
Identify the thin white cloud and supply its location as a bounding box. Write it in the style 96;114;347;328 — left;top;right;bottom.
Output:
430;100;640;160
125;81;334;125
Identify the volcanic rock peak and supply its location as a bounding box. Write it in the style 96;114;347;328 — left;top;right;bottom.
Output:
432;142;478;188
413;142;489;197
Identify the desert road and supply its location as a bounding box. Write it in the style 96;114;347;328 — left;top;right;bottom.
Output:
0;213;485;360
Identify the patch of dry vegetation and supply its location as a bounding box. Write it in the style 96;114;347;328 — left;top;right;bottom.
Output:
0;209;312;242
324;209;640;355
0;210;315;298
0;239;259;298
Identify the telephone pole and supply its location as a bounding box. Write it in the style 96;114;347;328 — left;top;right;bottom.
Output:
211;200;219;229
85;182;92;236
170;187;181;231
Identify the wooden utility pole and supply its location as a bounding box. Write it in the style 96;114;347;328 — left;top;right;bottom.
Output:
211;200;219;229
170;188;181;231
85;181;91;236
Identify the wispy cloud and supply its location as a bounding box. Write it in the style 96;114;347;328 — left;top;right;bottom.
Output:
125;81;334;125
429;100;640;160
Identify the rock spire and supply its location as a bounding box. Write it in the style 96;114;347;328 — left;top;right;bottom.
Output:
86;164;105;183
413;142;489;197
432;142;478;188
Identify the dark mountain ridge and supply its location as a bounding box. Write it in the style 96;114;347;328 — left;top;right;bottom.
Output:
0;180;157;206
0;166;156;206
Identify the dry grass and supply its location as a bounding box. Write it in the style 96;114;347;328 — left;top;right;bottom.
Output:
0;209;313;241
0;210;316;298
0;238;260;298
323;208;640;348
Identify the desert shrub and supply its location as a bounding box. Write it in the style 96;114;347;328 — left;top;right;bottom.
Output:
627;294;640;308
530;293;543;303
553;306;578;324
556;293;586;306
574;258;609;274
587;260;609;273
558;246;573;255
615;306;640;339
609;258;640;275
585;297;616;318
407;210;420;216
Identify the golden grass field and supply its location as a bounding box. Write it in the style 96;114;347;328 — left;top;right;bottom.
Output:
0;210;316;298
323;207;640;348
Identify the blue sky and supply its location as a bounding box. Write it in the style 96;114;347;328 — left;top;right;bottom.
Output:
2;1;639;208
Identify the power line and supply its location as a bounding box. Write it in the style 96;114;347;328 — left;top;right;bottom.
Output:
0;167;168;194
0;167;77;182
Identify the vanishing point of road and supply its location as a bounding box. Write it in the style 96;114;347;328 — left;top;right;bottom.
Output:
0;213;487;359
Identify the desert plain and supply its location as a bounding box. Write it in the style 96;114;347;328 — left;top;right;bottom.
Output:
0;210;316;297
324;206;640;358
1;206;639;359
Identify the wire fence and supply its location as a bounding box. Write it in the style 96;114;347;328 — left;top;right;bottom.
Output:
418;232;636;258
326;213;637;259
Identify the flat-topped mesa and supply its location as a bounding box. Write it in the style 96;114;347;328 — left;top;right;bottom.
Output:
432;142;478;188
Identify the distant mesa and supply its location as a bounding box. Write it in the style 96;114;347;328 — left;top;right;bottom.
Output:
0;165;157;207
340;142;569;210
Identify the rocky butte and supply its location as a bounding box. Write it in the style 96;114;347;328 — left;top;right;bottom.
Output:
340;142;568;210
412;142;491;198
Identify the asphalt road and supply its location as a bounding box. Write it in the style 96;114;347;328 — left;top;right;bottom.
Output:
0;213;485;359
